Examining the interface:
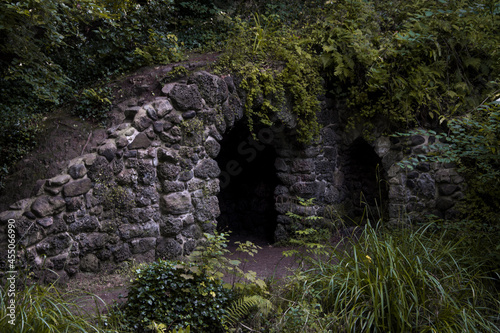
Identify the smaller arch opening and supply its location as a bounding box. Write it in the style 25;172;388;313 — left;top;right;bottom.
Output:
216;122;279;244
344;137;388;221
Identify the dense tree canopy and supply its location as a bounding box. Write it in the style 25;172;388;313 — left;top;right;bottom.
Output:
0;0;499;198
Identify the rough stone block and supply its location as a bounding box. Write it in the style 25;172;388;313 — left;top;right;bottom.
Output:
156;237;182;259
63;178;92;197
47;174;72;187
194;159;220;179
128;132;151;149
161;192;192;215
169;84;203;111
80;253;100;272
68;163;87;179
131;237;156;254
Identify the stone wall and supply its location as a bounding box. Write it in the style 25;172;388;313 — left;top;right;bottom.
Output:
0;69;466;280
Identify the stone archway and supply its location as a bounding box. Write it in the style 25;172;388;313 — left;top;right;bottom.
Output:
215;121;279;243
343;137;388;220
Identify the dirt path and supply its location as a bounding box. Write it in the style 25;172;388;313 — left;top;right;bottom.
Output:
63;241;302;316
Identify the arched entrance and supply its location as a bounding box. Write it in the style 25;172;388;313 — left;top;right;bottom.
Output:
216;121;279;243
344;137;388;220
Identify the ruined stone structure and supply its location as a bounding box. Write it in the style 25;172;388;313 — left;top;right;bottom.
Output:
0;69;465;280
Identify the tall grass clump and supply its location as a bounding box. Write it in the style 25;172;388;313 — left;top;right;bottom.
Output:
285;223;500;332
0;276;107;333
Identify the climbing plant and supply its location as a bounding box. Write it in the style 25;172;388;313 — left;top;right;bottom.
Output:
314;0;500;133
216;14;324;144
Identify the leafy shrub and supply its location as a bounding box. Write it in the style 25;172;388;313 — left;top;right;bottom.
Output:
314;0;500;133
439;102;500;224
118;259;234;332
216;14;323;143
72;87;112;124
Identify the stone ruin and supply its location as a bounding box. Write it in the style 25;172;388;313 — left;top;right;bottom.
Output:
0;69;466;280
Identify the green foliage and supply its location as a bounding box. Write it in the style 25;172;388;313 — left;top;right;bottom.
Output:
118;259;234;332
282;197;330;258
161;66;190;83
396;101;500;225
442;102;500;223
314;0;500;132
216;14;324;143
186;232;267;293
73;87;112;125
133;30;184;67
0;110;45;189
277;223;500;332
225;295;273;327
0;276;107;332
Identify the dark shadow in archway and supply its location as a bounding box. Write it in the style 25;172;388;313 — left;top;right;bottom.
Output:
216;122;279;244
344;137;388;221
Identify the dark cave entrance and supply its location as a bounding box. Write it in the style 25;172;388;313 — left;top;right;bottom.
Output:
344;137;388;220
216;122;279;244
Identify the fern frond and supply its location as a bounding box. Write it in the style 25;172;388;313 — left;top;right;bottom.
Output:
225;295;273;326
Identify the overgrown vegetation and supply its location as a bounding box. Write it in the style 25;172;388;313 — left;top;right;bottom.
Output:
1;0;500;331
0;272;108;332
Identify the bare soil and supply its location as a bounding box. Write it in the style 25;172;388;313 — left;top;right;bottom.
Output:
62;239;303;317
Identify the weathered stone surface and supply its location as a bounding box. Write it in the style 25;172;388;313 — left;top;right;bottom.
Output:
47;174;72;187
291;159;314;173
124;106;142;119
152;98;173;118
135;186;159;207
223;75;236;93
131;237;156;254
409;135;425;146
162;181;186;193
36;233;72;256
190;71;229;107
116;169;138;185
178;170;194;182
69;215;99;233
98;140;117;162
161;192;192;214
181;224;203;239
63;178;92;197
133;108;153;131
50;253;69;271
158;163;181;180
414;173;435;199
156;237;182;259
80;254;100;272
144;104;158;120
438;184;458;196
153;121;164;133
436;197;455;211
31;196;66;217
75;233;107;253
168;84;203;111
68;163;87;179
160;216;183;236
228;93;244;121
112;243;132;262
194;159;220;179
9;199;32;211
204;137;221;158
192;196;220;222
0;210;24;223
182;110;196;119
16;217;44;246
119;221;159;240
116;136;129;148
128;132;151;149
37;217;53;227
